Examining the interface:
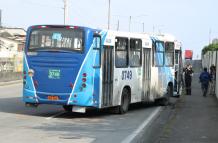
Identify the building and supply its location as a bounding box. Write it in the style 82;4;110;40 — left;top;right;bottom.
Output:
0;27;26;72
212;38;218;44
0;27;26;57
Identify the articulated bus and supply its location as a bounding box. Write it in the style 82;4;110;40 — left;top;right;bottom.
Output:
23;25;182;113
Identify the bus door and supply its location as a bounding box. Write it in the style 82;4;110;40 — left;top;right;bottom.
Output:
174;50;182;94
142;48;151;101
102;46;114;107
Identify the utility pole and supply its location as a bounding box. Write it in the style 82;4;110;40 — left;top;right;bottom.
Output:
152;25;155;34
108;0;111;29
129;16;131;32
209;28;212;44
142;22;144;33
63;0;69;25
0;9;2;28
117;20;119;31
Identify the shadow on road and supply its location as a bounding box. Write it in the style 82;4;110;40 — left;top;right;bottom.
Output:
0;96;158;119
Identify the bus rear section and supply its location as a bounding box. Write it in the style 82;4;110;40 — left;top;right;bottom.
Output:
23;25;101;113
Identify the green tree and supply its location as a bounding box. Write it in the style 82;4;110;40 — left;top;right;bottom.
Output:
202;43;218;55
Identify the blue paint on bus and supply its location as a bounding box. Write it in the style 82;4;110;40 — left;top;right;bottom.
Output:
23;25;101;107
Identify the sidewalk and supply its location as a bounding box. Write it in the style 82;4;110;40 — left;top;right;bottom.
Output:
157;73;218;143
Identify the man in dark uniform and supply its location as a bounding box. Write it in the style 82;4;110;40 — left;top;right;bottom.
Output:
199;67;211;97
184;64;194;95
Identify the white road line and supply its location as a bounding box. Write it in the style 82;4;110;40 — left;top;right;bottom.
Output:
121;107;162;143
46;111;66;120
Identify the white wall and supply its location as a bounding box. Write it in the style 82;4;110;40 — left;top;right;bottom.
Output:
202;51;218;98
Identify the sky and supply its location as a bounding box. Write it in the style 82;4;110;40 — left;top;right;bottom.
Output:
0;0;218;59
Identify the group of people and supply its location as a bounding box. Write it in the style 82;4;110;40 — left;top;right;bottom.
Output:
199;65;216;97
183;63;216;97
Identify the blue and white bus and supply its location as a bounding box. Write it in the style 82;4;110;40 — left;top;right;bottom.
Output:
23;25;182;113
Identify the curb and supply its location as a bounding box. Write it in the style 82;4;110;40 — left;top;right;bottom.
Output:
0;80;22;86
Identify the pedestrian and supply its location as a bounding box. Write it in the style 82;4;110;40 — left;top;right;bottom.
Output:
199;67;211;97
209;64;216;95
184;64;194;95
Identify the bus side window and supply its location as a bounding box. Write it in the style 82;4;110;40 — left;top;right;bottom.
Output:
115;37;129;68
165;42;174;66
153;41;164;67
93;35;101;68
130;38;142;67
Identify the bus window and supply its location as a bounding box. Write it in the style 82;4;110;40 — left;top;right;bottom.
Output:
93;35;101;68
29;28;84;52
175;50;180;65
130;39;142;67
115;37;128;68
154;41;164;66
165;42;174;66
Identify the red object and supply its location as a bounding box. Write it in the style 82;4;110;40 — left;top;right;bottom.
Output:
69;83;74;89
185;50;193;59
82;73;87;77
82;78;86;82
34;80;38;88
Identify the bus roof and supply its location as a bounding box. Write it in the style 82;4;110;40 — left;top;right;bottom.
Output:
151;33;176;42
102;30;152;48
27;25;100;33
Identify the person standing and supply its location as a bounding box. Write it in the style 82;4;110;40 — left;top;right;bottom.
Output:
184;64;194;95
199;67;211;97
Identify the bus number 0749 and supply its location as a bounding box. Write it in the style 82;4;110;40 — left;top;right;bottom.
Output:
122;70;132;80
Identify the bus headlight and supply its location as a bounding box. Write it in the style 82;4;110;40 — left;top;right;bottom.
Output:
28;69;35;77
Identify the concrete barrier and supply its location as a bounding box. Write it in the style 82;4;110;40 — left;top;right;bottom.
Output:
0;72;22;82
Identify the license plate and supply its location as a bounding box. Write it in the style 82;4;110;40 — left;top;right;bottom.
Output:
48;96;59;101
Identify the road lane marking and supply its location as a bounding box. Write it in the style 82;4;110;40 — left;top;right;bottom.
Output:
46;111;67;120
121;107;162;143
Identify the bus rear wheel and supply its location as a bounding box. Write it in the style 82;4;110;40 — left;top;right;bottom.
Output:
118;88;130;114
63;105;73;112
159;85;172;106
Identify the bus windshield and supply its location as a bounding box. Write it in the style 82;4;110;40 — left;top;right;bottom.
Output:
29;28;84;52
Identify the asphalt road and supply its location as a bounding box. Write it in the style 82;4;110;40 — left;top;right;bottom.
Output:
0;83;161;143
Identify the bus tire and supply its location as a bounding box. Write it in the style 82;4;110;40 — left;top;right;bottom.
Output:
118;88;130;114
160;85;172;106
63;105;73;112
